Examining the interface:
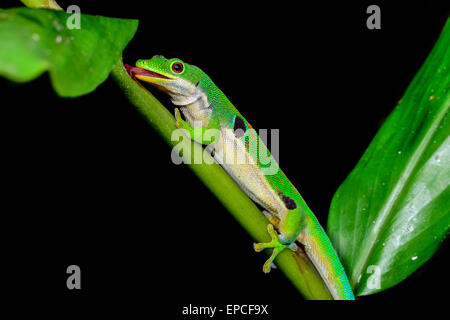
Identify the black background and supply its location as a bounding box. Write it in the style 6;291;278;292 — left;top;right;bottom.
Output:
2;0;449;316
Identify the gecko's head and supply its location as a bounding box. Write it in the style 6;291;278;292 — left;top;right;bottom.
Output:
132;55;204;105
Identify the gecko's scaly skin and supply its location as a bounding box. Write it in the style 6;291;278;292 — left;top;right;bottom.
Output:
129;56;355;300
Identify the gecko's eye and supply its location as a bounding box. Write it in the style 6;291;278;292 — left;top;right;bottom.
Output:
171;61;184;74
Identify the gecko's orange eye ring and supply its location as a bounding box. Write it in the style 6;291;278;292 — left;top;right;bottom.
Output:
171;61;184;74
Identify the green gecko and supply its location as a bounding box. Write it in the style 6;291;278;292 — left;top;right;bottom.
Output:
125;56;355;300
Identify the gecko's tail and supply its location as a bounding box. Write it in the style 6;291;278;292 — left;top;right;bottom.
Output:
298;215;355;300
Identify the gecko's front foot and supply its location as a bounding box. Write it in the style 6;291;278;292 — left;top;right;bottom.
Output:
254;224;296;273
174;108;186;129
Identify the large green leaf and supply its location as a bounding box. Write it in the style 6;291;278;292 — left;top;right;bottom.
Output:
327;18;450;296
0;7;138;97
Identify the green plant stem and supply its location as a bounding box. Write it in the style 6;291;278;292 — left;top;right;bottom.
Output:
20;0;62;10
111;57;332;300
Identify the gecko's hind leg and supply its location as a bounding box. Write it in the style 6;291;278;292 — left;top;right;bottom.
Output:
254;224;296;273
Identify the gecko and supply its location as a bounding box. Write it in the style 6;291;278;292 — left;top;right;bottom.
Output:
125;56;355;300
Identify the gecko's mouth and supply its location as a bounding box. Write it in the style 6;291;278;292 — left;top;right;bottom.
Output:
125;64;171;80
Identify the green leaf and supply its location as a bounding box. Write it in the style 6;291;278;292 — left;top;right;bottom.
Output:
327;18;450;296
0;7;138;97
